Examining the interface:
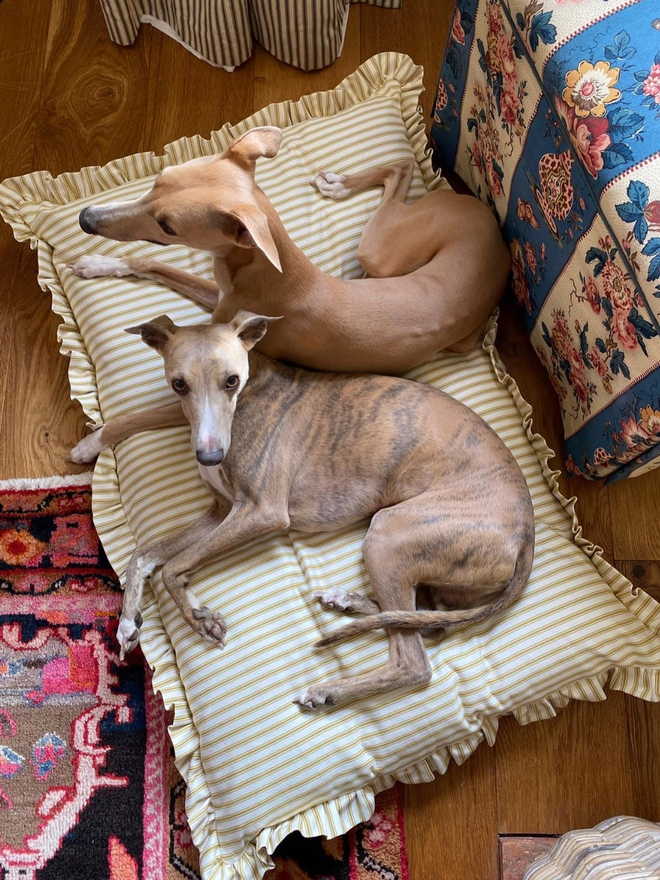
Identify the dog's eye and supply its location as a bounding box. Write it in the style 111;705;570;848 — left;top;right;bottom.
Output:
171;378;188;394
158;218;177;237
225;375;239;390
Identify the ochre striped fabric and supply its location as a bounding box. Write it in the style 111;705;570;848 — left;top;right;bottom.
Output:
99;0;401;71
1;53;660;880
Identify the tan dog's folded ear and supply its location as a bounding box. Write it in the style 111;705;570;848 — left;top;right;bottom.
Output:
213;204;282;272
230;311;283;350
224;127;282;165
125;315;178;353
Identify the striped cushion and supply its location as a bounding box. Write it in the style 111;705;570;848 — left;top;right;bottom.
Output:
1;53;660;880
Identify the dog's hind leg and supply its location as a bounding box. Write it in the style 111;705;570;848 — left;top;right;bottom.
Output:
296;504;432;710
311;159;414;205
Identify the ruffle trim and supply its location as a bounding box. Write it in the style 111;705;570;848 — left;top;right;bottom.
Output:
2;51;659;880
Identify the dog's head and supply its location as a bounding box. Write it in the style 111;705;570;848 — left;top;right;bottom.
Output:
78;127;283;270
126;311;281;466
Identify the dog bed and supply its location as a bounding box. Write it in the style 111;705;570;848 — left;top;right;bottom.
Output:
1;52;660;880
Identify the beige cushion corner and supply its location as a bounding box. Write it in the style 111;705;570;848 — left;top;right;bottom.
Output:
1;51;659;880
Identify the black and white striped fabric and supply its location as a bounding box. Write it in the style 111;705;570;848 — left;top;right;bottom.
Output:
98;0;402;70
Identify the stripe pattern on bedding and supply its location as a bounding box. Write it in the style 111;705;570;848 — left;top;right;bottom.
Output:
1;53;659;880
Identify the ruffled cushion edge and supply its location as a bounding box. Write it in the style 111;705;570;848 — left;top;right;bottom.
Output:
1;50;659;880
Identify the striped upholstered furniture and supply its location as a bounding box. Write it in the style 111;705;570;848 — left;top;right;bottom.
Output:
99;0;401;71
3;54;660;880
432;0;660;482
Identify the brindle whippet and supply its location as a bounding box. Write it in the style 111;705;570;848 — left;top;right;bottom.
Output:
69;126;511;377
72;314;535;710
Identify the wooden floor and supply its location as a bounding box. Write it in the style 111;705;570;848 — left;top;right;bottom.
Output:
1;2;659;877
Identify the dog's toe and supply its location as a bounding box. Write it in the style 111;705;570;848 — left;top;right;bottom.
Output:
69;430;105;464
69;255;132;278
310;172;350;200
117;616;141;660
192;606;227;647
294;685;335;711
315;587;355;613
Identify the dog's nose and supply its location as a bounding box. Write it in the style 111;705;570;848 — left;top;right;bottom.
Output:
79;207;97;235
196;448;225;466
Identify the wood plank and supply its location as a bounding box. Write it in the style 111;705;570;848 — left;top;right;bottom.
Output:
143;28;255;151
253;9;361;110
360;0;454;121
33;0;150;173
495;694;637;834
610;469;660;562
616;561;660;599
404;742;499;880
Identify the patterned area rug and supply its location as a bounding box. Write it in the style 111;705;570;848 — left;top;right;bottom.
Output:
0;476;408;880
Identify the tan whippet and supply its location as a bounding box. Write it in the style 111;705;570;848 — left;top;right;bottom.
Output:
77;313;535;709
70;126;511;376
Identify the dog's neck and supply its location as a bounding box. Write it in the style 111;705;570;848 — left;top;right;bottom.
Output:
213;187;333;303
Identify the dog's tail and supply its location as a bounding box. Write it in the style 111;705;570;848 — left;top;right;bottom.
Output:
315;538;534;648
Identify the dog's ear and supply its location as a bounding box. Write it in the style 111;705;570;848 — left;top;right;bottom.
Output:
211;204;282;272
125;315;178;353
230;311;282;350
223;127;282;166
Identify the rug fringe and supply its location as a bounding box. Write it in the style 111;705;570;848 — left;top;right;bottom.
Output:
0;472;93;490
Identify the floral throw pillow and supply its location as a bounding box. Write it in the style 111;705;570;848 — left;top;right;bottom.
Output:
431;0;660;482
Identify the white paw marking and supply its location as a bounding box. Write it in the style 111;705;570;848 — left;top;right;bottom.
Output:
294;686;333;711
117;616;140;660
315;587;355;611
69;255;132;278
69;430;105;463
310;172;350;200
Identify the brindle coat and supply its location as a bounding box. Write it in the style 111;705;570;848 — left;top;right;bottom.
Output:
79;315;535;710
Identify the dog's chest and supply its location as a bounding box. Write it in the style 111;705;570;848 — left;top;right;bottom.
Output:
197;464;234;501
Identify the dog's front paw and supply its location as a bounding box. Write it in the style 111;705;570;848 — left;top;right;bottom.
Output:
117;615;142;660
191;606;227;648
310;172;350;200
69;429;105;464
68;255;132;278
294;684;337;712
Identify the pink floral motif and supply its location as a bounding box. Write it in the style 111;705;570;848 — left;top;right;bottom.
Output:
584;276;601;313
613;308;638;351
498;35;517;80
642;63;660;105
600;260;634;310
553;96;611;179
452;7;466;45
517;198;539;229
510;240;531;313
524;241;537;275
589;346;608;377
488;1;504;35
644;200;660;230
501;81;521;126
620;416;652;447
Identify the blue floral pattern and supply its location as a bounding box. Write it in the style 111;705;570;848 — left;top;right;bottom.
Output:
431;0;660;482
